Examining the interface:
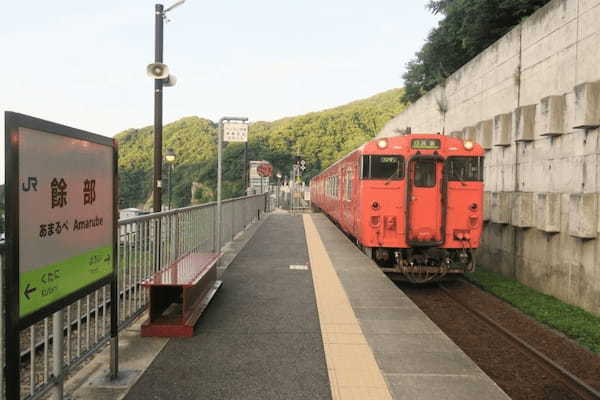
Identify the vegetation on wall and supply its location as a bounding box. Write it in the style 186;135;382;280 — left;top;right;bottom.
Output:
402;0;552;103
467;268;600;354
116;88;406;209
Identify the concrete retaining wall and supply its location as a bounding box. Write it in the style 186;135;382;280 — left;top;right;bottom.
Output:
379;0;600;315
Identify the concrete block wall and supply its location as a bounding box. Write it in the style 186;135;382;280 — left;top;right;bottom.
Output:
379;0;600;315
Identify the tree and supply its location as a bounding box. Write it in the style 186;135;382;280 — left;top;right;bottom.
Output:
402;0;552;103
427;0;454;14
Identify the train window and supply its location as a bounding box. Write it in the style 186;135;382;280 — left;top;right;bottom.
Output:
414;160;436;187
331;177;334;198
362;155;404;180
362;156;370;179
447;156;484;182
334;176;339;199
327;175;339;199
345;169;353;201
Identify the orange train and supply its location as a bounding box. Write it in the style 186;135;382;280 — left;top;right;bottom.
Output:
310;134;484;283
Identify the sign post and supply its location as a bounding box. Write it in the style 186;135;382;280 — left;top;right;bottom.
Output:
4;112;118;398
222;121;248;143
216;117;248;254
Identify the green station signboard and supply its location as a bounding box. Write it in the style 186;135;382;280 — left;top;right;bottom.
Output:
5;112;117;327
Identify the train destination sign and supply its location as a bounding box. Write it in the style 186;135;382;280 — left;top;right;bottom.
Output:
5;112;117;326
223;122;248;142
411;138;441;150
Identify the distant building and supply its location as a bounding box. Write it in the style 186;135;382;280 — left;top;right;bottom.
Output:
119;208;147;221
118;208;150;240
249;160;272;194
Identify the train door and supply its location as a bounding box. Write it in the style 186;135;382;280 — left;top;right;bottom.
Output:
406;156;446;245
341;166;355;234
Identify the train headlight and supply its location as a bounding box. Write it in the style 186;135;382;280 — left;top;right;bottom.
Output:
464;140;474;150
377;139;388;149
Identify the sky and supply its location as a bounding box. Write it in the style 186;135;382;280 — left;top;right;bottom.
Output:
0;0;440;183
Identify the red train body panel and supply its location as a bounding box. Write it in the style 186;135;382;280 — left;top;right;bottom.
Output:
310;134;484;282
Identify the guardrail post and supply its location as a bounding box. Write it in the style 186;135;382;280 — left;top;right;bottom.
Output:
212;205;217;252
52;309;64;399
0;250;4;400
174;213;180;259
154;218;161;273
0;246;6;400
110;265;119;380
231;202;235;240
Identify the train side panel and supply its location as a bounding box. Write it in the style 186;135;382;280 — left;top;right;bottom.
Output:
338;152;361;238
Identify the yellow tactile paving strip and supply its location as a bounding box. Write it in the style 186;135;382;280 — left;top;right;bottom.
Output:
303;214;393;400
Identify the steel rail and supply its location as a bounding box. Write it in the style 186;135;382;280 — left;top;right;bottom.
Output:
438;283;600;400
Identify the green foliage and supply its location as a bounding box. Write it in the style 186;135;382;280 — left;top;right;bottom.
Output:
402;0;552;103
116;89;405;209
116;117;218;208
192;184;214;204
467;268;600;355
247;89;406;182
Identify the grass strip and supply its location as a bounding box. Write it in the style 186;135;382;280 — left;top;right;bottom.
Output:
465;268;600;355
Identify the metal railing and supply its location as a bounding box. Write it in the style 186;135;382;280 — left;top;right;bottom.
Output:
275;185;311;213
0;194;267;400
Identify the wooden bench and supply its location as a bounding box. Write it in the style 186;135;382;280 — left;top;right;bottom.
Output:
140;252;222;337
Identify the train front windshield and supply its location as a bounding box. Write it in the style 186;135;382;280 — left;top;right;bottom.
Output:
447;156;484;182
362;155;405;180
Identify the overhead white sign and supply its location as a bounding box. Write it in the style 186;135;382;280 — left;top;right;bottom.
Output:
223;122;248;142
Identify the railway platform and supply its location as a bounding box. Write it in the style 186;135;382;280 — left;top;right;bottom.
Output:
120;212;509;400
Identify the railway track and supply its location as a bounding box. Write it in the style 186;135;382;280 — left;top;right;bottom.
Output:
438;282;600;400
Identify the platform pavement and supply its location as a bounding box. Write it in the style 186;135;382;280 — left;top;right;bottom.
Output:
78;211;509;400
65;213;269;400
124;213;331;400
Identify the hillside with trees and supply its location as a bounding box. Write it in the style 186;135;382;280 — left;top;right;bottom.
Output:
116;88;405;209
402;0;552;103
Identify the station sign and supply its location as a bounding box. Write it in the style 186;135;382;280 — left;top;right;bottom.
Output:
223;122;248;142
4;112;117;328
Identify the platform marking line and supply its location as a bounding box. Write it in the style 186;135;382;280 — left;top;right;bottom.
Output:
289;264;309;270
303;214;393;400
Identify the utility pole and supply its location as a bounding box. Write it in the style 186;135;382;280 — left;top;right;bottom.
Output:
153;3;164;213
148;1;185;212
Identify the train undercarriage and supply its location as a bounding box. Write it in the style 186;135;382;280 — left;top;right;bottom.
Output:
366;246;475;284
